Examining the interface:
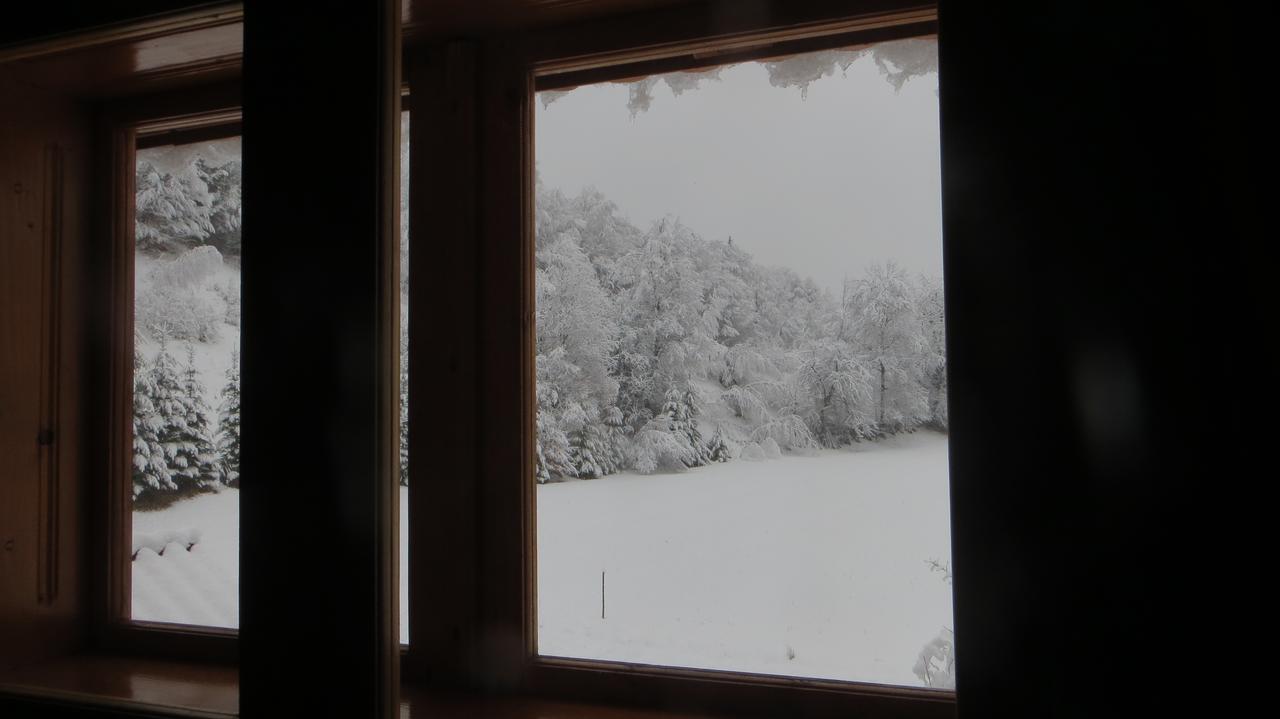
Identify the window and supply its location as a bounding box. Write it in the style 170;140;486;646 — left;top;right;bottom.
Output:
66;4;950;716
130;131;243;630
108;106;414;645
410;4;952;716
532;37;950;689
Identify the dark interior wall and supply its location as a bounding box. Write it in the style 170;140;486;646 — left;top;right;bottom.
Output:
940;1;1261;716
0;74;92;670
1;1;1265;716
0;2;223;47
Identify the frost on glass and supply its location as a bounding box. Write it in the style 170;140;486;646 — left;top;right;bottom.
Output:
131;136;241;628
534;37;952;688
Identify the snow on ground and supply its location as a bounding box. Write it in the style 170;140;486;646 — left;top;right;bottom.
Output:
130;432;950;684
132;487;239;628
132;486;412;645
537;431;953;687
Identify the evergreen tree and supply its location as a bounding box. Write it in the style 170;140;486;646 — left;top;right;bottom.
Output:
535;407;572;483
150;337;202;493
706;426;732;463
568;413;632;479
180;344;221;487
132;348;174;501
195;158;242;256
134;162;213;254
568;425;608;479
629;388;716;473
217;351;241;487
399;326;409;487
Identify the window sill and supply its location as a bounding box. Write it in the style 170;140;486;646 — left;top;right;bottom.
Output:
400;684;718;719
0;654;237;718
0;657;718;719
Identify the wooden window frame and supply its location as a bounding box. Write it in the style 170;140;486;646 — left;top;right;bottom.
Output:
93;81;416;666
92;82;242;664
81;3;954;714
407;1;955;717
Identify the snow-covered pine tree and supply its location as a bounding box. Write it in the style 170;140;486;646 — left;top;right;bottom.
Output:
134;162;213;254
150;337;202;494
535;407;572;483
600;405;631;473
915;274;948;430
661;387;712;468
706;425;732;462
217;352;241;487
398;324;409;487
568;413;632;479
180;344;221;487
568;424;609;479
195;158;242;257
132;348;175;501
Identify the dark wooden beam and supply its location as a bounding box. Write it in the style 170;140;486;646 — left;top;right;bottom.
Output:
240;0;400;716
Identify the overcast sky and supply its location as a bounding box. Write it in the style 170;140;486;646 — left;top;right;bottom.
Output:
535;50;942;296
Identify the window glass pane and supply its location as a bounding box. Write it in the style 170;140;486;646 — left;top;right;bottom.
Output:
534;38;952;688
399;109;410;645
131;135;241;628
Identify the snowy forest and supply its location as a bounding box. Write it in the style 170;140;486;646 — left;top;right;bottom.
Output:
131;142;244;507
533;184;947;482
532;36;946;483
130;124;413;507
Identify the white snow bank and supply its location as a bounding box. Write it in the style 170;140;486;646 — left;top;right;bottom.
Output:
131;486;412;645
537;431;953;687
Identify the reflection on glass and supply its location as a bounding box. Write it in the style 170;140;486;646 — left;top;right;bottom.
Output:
131;135;241;628
534;38;953;687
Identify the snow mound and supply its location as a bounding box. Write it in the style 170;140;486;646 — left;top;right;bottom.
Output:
760;437;782;459
132;528;202;558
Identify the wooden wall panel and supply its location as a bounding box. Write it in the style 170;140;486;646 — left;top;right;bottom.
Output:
0;75;90;670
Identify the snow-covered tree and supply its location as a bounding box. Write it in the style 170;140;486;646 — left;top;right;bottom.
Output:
534;232;622;480
195;158;242;256
149;338;203;494
841;262;929;434
916;275;948;429
135;162;213;253
706;425;733;462
526;178;947;479
217;352;241;487
914;558;956;688
914;627;955;689
398;322;410;487
180;344;222;487
794;339;876;446
634;388;711;471
611;218;719;415
135;246;225;343
132;348;174;501
535;405;573;483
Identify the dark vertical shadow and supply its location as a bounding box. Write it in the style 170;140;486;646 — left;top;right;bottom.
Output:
240;1;400;716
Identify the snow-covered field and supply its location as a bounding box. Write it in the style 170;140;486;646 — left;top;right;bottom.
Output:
132;486;412;644
132;488;240;628
537;431;952;687
132;432;950;686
